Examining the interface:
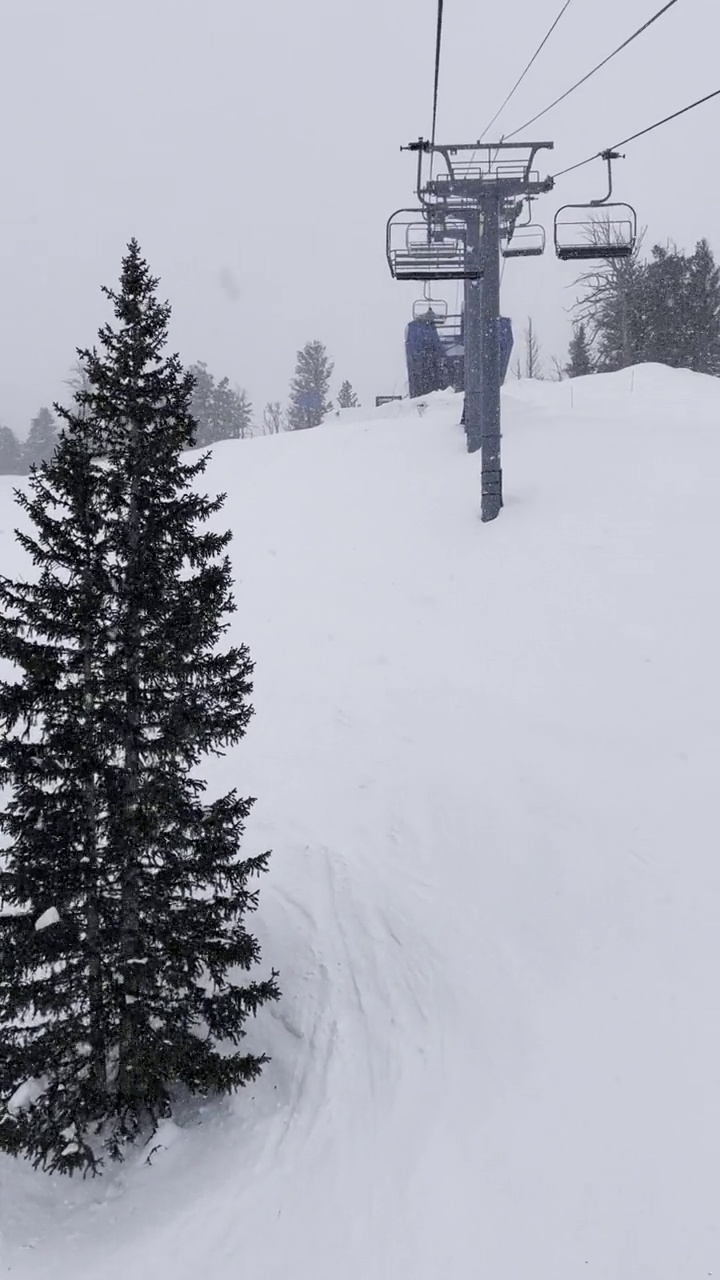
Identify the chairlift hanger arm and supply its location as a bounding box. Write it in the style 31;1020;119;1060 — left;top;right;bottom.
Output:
502;199;526;243
401;138;430;197
590;149;625;206
513;197;533;228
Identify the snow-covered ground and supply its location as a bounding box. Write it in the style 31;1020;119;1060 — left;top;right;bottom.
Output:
2;364;720;1278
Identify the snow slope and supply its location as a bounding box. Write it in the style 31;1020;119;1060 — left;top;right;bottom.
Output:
2;364;720;1278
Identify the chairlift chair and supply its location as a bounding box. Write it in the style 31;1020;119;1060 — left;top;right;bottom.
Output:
386;210;481;281
554;150;637;262
412;296;449;322
502;224;546;258
500;197;546;259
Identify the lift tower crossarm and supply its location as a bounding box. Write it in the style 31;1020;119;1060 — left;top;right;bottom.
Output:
402;138;554;152
404;138;554;200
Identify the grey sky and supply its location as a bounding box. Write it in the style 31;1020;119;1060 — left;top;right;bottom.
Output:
1;0;716;431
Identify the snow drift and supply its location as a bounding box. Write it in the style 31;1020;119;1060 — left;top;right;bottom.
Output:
2;363;720;1278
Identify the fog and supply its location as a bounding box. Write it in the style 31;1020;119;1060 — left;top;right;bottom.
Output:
1;0;716;432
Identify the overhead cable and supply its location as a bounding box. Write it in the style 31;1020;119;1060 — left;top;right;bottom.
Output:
551;86;720;180
504;0;680;140
479;0;574;142
430;0;445;156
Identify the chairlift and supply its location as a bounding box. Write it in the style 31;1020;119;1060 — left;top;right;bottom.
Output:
554;150;637;262
500;198;546;259
502;225;546;258
412;297;449;322
386;210;481;281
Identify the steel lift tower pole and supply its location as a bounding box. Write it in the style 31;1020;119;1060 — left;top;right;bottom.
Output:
463;211;483;460
394;137;550;517
478;187;502;519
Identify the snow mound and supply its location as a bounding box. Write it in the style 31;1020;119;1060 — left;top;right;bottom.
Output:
34;907;60;932
2;365;720;1279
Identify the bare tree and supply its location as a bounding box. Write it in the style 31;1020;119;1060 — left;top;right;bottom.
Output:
262;402;285;435
65;358;92;419
571;220;646;368
524;317;543;379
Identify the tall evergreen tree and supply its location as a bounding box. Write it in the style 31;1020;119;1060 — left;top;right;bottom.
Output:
0;240;279;1175
565;324;595;378
23;408;59;470
685;239;720;375
287;340;333;430
642;244;689;368
337;380;360;409
642;240;720;375
0;425;25;475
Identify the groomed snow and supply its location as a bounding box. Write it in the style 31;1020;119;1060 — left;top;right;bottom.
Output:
1;364;720;1278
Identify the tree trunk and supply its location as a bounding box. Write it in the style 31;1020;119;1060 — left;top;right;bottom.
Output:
82;570;107;1101
117;423;144;1107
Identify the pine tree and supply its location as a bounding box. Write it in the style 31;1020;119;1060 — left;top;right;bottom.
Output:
0;426;25;475
642;244;688;368
644;240;720;375
686;239;720;376
565;324;595;377
23;408;59;470
188;361;217;447
213;378;253;440
0;428;112;1172
190;367;254;444
287;340;334;430
0;240;279;1175
337;380;360;409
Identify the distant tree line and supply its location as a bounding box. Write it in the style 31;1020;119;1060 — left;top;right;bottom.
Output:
192;342;359;439
188;362;253;446
567;236;720;378
0;408;60;476
2;345;360;474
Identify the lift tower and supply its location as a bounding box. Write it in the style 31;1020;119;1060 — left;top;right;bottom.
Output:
388;139;554;522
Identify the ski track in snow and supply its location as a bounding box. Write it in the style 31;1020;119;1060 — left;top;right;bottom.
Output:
1;366;720;1278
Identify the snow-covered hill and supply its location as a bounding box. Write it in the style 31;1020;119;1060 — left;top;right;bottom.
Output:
2;364;720;1279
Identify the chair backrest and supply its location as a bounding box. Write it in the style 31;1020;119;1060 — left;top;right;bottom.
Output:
554;203;637;262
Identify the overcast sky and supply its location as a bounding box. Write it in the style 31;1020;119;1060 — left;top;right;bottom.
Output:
1;0;717;432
